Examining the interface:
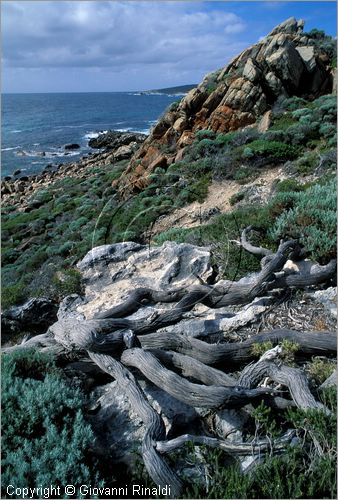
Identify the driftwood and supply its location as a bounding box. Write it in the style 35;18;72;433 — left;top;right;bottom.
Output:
4;233;336;496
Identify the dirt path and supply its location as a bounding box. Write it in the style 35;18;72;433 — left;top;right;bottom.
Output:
151;166;284;236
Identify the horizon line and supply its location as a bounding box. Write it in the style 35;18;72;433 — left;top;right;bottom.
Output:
2;85;197;96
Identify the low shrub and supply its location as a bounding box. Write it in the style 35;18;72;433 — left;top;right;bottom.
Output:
183;388;337;499
270;112;297;131
307;357;336;385
273;95;308;113
227;128;260;147
233;165;257;183
195;129;216;140
274;179;306;193
52;268;83;299
2;350;103;497
294;151;318;175
269;178;336;262
1;281;27;310
241;140;300;162
229;191;245;205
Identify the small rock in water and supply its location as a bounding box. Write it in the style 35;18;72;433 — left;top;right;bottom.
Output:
13;169;21;176
64;143;80;150
4;175;12;181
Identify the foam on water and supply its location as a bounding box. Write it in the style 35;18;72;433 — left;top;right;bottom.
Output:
2;91;181;176
1;146;21;151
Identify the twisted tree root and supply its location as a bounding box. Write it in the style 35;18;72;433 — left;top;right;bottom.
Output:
88;352;183;498
140;329;336;367
156;429;296;455
121;347;276;409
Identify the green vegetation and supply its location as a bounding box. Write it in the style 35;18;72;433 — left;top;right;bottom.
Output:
175;94;336;184
251;341;273;357
128;388;336;499
307;357;336;385
183;388;336;499
274;178;307;193
242;139;300;161
154;204;275;279
2;350;103;497
229;190;246;206
1;162;127;308
270;178;336;262
250;340;299;365
2;93;336;309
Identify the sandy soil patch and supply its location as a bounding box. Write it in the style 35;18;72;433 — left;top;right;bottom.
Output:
151;166;285;236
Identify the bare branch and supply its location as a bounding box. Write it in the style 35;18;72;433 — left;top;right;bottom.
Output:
156;429;296;455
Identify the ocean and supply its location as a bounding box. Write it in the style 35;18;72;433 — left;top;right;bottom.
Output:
1;91;183;177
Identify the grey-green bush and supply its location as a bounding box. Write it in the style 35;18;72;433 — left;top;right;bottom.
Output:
2;350;103;498
270;178;336;261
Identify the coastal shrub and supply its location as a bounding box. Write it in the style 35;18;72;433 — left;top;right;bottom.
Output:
195;129;216;140
264;129;288;143
270;178;336;261
1;160;131;308
183;388;336;499
233;165;257;183
186;138;219;160
241;140;300;162
307;357;336;385
52;268;83;299
69;216;89;231
273;95;308;113
155;205;274;279
319;122;336;138
168;100;181;112
229;191;245;205
227;128;260;147
286;122;320;145
2;350;103;497
289;95;336;144
177;175;210;203
1;281;27;310
317;149;337;173
294;151;318;175
274;179;306;193
214;132;236;145
270;112;297;131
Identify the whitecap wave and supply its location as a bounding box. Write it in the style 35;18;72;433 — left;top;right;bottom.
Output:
15;149;81;159
10;129;23;133
1;146;21;151
83;130;108;140
116;127;150;134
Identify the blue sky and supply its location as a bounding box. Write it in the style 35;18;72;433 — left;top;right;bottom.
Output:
2;1;337;93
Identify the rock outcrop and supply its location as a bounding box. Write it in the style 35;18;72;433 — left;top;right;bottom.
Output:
88;130;146;151
1;297;58;342
119;18;334;195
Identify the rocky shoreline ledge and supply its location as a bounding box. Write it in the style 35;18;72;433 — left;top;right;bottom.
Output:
1;130;147;209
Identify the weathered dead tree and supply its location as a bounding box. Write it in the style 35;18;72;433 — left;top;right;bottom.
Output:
4;232;336;496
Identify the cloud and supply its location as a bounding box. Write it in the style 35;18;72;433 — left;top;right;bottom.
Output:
2;1;247;77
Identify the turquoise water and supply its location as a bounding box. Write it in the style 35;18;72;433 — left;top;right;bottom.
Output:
1;92;182;176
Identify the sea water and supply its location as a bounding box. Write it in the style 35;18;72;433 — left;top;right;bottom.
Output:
1;91;182;177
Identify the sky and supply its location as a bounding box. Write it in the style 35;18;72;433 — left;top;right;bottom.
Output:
1;1;337;93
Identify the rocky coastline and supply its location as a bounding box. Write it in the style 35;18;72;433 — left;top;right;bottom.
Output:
1;130;147;210
2;17;337;498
